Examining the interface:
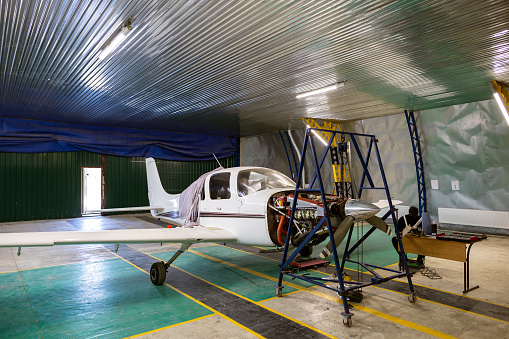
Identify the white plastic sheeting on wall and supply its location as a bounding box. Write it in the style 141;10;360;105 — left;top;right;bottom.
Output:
420;99;509;234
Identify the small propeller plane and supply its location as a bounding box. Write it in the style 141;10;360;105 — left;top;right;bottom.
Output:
0;158;394;285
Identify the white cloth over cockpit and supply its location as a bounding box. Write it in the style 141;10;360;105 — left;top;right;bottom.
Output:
179;167;223;227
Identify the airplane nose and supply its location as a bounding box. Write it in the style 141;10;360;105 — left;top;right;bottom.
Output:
344;199;381;220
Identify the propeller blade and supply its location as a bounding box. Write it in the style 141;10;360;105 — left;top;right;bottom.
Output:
319;215;355;259
365;216;393;236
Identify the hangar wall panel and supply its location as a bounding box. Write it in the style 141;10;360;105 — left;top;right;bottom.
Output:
342;117;418;207
0;152;232;223
0;151;101;222
419;99;509;215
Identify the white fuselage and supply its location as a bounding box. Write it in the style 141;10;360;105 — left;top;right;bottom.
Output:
154;166;295;247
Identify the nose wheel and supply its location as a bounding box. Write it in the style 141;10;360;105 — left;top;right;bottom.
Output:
150;261;167;285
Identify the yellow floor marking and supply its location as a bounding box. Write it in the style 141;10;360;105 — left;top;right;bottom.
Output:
1;255;119;274
170;264;337;339
225;245;282;262
187;249;307;290
372;286;509;324
180;246;509;331
112;246;264;339
129;245;335;338
124;314;215;338
305;289;457;338
150;243;218;255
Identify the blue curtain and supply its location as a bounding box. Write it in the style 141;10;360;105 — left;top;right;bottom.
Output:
0;117;237;161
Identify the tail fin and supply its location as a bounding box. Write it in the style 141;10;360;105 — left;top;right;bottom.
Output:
145;158;180;220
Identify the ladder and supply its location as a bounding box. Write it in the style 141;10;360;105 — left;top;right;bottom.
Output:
404;111;427;214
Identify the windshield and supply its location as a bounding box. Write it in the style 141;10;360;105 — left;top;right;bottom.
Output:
237;169;295;197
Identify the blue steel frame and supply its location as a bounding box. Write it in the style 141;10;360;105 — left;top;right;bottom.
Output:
404;110;427;214
276;127;416;324
278;131;299;181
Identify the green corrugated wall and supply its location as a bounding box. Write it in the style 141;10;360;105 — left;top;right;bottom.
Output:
0;152;232;223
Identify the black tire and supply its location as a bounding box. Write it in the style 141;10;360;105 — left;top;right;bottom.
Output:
341;290;363;303
150;261;166;285
299;245;313;257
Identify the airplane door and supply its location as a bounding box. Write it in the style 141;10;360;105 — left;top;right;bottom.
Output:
201;172;239;215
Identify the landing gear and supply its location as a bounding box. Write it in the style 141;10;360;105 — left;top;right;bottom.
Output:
149;243;191;285
408;292;417;303
150;261;166;285
298;245;313;257
341;290;363;303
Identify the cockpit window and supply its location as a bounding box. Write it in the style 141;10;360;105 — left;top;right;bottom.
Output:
237;169;295;197
209;173;231;200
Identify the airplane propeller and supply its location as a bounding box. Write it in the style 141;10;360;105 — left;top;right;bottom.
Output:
319;199;392;259
319;215;355;259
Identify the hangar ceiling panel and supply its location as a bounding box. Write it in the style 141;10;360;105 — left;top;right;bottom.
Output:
0;0;508;136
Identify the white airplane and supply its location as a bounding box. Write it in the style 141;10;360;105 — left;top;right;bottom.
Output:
0;158;394;285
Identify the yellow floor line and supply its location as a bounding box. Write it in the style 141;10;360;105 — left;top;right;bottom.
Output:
180;248;457;336
113;246;264;339
177;247;508;334
193;246;509;326
169;263;337;339
372;285;509;324
306;289;457;338
187;249;306;290
124;314;215;338
1;254;119;274
130;245;335;338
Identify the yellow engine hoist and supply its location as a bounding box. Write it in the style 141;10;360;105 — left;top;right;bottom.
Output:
302;118;355;199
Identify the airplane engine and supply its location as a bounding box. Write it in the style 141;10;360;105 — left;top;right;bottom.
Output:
267;193;347;255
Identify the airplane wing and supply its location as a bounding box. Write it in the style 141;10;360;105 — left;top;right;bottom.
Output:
0;227;237;247
373;199;403;209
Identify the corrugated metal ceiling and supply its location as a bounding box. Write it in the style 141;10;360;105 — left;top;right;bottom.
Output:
1;0;508;137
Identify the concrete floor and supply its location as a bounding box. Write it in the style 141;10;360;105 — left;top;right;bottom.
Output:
0;214;508;338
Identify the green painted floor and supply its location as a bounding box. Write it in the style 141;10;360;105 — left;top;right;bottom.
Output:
0;259;211;338
333;224;418;271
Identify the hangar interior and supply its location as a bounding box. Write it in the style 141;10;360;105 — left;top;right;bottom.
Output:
1;1;509;338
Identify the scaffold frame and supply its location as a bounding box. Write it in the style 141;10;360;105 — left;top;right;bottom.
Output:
276;127;416;327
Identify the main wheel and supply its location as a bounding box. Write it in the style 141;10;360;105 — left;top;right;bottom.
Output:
299;245;313;257
150;261;167;285
347;290;364;303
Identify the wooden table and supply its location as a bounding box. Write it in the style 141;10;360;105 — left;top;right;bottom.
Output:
401;235;485;293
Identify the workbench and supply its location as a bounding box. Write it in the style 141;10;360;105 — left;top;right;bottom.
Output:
401;234;486;293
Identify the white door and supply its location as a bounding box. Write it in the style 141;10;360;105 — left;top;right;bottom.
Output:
82;167;102;214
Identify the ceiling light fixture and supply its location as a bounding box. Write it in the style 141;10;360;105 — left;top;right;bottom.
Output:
491;80;509;125
306;125;329;146
98;19;133;60
296;81;345;99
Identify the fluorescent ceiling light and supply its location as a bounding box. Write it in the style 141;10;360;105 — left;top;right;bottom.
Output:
307;125;329;146
296;81;345;99
491;81;509;125
99;22;132;60
494;92;509;124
